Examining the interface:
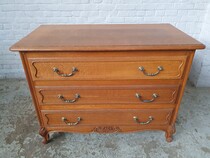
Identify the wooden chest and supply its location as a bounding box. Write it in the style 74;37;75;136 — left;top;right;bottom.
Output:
10;24;205;143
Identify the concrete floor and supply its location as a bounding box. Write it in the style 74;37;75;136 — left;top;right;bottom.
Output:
0;79;210;158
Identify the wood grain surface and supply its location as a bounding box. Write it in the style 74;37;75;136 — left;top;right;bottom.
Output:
36;85;179;105
27;51;187;80
41;109;173;126
10;24;205;51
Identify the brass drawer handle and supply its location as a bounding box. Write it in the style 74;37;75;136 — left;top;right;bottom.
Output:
53;67;78;77
139;66;163;76
135;93;158;103
133;116;153;125
58;94;80;103
62;117;81;126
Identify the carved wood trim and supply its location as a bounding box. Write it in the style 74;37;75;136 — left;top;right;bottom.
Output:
169;90;177;103
31;62;38;78
176;61;184;78
166;111;172;123
94;126;120;133
92;126;122;133
44;114;49;125
38;89;44;103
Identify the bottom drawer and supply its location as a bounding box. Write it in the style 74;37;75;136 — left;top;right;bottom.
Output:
42;109;173;127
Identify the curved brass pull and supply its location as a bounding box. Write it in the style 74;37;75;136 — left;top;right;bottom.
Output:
53;67;78;77
58;94;80;103
133;116;153;125
62;117;81;126
139;66;163;76
135;93;158;103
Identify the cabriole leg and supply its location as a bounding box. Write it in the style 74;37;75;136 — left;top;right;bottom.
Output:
165;124;175;142
39;127;49;144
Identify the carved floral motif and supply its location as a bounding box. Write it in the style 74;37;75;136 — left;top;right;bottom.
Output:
92;126;121;133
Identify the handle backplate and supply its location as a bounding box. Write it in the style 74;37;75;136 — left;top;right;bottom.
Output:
139;66;163;76
133;116;153;125
58;94;80;103
53;67;78;77
61;117;81;126
135;93;158;103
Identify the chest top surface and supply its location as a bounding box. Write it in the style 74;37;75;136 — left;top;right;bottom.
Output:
10;24;205;52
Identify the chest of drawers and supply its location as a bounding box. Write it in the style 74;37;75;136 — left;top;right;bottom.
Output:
10;24;205;144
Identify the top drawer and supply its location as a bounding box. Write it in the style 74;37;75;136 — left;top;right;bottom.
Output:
26;52;188;81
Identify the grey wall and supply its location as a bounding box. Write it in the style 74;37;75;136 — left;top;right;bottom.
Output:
189;4;210;87
0;0;209;86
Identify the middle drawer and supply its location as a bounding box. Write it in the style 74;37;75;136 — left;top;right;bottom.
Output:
36;85;179;105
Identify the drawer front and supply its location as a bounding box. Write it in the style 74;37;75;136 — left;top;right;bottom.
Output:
28;55;187;81
42;109;173;127
36;85;179;105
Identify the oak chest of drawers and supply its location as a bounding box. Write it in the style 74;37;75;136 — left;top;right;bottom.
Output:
10;24;205;143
